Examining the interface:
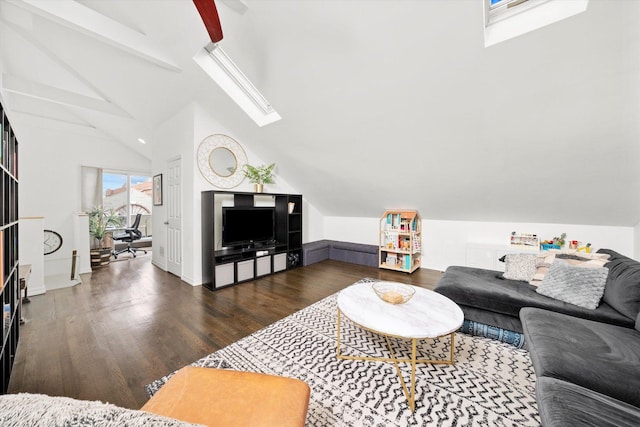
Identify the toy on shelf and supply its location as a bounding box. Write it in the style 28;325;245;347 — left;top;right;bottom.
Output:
510;232;539;247
577;243;592;253
540;233;566;250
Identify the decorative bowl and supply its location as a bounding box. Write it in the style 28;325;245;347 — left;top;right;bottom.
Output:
372;281;415;305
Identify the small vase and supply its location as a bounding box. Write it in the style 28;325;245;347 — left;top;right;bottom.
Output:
254;183;263;193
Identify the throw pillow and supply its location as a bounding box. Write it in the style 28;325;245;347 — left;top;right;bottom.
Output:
530;252;611;287
536;261;609;309
502;253;537;282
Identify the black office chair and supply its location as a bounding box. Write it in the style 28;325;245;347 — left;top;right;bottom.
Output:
112;213;148;258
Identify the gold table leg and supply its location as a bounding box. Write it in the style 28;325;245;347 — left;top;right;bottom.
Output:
337;308;457;412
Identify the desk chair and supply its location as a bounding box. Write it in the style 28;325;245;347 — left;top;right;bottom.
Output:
113;213;147;258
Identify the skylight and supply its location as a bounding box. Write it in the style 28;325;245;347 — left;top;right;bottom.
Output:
193;43;281;127
484;0;589;47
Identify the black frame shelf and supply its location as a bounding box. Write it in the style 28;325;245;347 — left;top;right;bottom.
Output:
202;190;303;290
0;102;20;394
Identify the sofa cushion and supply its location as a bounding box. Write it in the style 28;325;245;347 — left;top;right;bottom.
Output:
596;249;640;320
302;240;330;265
536;377;640;427
535;261;608;309
434;266;634;329
0;393;201;426
329;241;378;267
521;307;640;407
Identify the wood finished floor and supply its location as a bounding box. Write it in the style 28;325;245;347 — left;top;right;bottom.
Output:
8;255;443;409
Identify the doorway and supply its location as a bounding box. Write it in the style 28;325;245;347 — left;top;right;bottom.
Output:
166;157;182;277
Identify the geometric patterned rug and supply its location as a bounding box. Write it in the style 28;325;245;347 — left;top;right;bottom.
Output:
146;279;540;426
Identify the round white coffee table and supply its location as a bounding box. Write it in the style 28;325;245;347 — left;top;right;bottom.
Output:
336;281;463;411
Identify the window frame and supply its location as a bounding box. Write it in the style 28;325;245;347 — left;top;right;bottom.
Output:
102;169;152;231
485;0;551;26
483;0;589;47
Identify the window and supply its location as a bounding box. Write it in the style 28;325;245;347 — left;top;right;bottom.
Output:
486;0;550;26
484;0;589;47
193;43;281;127
103;172;153;237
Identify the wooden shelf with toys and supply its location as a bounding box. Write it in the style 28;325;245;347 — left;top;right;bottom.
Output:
379;210;421;273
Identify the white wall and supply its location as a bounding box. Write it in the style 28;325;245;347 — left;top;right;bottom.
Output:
634;221;640;261
18;217;45;296
324;215;634;271
18;124;151;277
325;217;379;245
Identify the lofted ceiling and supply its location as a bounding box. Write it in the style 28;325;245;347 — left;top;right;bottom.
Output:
1;0;639;226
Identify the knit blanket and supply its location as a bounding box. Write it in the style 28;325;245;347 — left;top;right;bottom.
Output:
0;393;201;427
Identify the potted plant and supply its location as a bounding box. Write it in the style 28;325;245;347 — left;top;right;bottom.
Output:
87;206;123;268
243;163;275;193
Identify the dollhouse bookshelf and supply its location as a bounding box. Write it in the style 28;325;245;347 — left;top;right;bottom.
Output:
379;210;421;273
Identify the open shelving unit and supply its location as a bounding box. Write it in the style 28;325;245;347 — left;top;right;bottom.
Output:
379;210;421;273
0;101;19;394
201;191;303;290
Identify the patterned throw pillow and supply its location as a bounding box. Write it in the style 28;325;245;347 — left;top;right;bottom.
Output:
502;253;537;282
536;261;609;309
529;252;610;286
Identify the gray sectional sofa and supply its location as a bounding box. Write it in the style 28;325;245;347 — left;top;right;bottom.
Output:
434;249;640;426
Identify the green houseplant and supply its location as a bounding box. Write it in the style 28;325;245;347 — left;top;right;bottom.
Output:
88;206;123;249
87;206;123;268
243;163;275;193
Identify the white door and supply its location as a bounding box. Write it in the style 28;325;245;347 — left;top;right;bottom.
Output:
166;158;182;277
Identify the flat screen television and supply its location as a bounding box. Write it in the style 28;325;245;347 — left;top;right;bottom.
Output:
222;207;275;247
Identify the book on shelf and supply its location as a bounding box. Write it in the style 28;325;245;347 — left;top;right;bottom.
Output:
1;129;6;166
0;230;3;287
3;303;10;329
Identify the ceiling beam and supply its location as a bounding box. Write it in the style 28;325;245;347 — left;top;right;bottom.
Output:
8;0;182;72
9;109;101;135
3;73;133;118
1;18;134;119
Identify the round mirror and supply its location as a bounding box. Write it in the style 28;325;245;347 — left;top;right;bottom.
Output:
209;147;237;177
197;134;248;188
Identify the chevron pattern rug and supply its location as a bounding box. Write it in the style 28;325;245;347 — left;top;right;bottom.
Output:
147;279;540;426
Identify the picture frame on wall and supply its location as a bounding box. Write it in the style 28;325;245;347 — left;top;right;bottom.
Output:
153;174;163;206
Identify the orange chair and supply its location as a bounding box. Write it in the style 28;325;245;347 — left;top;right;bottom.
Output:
142;367;310;427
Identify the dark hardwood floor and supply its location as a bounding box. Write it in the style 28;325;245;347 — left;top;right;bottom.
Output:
8;255;443;409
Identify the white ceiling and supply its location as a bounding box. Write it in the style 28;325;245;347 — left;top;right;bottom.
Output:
1;0;639;226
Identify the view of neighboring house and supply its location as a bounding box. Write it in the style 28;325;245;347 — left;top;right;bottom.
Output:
103;175;153;237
